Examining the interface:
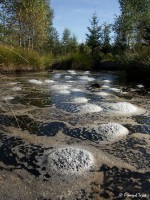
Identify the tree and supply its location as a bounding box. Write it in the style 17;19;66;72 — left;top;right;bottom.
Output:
0;0;54;51
62;28;71;54
86;13;102;55
114;0;150;48
48;27;61;55
102;23;112;54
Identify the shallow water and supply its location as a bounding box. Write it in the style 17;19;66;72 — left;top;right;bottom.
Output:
0;70;150;200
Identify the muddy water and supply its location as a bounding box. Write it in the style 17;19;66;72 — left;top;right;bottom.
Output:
0;71;150;200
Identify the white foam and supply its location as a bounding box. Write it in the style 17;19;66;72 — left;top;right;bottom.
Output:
68;70;76;75
103;80;111;83
101;85;109;89
93;123;128;141
45;80;55;84
84;71;90;75
28;79;43;85
78;76;95;82
51;85;70;90
109;88;121;93
57;90;71;94
72;97;89;104
12;87;21;91
110;102;137;114
66;80;74;83
71;88;83;92
53;74;61;79
3;96;14;101
78;103;103;113
65;75;72;80
47;147;94;174
95;92;110;96
9;82;19;85
137;84;144;88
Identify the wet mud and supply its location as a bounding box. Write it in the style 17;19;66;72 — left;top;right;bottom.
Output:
0;71;150;200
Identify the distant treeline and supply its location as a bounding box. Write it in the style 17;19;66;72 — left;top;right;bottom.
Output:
0;0;150;79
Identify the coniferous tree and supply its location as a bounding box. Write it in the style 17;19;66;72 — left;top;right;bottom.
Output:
86;13;102;55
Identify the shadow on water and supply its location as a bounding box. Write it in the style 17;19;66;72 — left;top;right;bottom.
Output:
0;114;66;136
97;164;150;200
0;133;44;177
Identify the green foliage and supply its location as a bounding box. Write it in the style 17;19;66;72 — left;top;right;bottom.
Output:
86;13;102;55
101;23;112;54
61;28;78;54
0;45;52;71
0;0;54;51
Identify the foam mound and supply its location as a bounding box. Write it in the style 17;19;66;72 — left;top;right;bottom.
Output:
72;97;89;104
84;71;90;75
47;147;94;174
71;88;83;92
110;102;137;114
95;92;110;96
28;79;43;85
3;96;14;101
101;85;109;89
137;84;144;88
12;87;21;91
78;103;103;113
68;70;76;74
51;85;70;90
45;80;54;83
53;74;61;79
103;80;111;83
109;88;121;92
94;123;129;141
57;90;71;94
65;75;72;79
78;76;95;82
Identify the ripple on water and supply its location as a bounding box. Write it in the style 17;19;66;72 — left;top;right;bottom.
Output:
45;147;94;175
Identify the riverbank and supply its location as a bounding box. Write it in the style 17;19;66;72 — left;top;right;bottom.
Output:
0;45;52;73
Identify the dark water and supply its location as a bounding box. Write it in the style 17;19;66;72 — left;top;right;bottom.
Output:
0;70;150;200
0;70;150;137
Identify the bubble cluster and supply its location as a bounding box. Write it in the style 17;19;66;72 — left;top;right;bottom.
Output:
28;79;43;85
110;102;137;114
93;123;129;142
44;80;55;84
51;85;70;90
46;147;94;174
78;103;103;113
72;97;89;104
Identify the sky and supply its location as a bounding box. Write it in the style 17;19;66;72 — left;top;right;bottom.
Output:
51;0;120;43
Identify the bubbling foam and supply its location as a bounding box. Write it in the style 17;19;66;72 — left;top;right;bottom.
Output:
28;79;43;85
93;123;129;142
78;103;103;113
95;92;110;96
110;102;137;114
57;90;71;94
46;147;94;174
72;97;89;104
45;80;55;84
51;85;70;90
12;87;21;91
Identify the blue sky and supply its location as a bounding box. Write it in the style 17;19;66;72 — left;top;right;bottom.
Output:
51;0;120;42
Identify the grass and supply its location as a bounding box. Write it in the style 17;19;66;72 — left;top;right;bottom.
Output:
0;45;53;72
115;45;150;84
